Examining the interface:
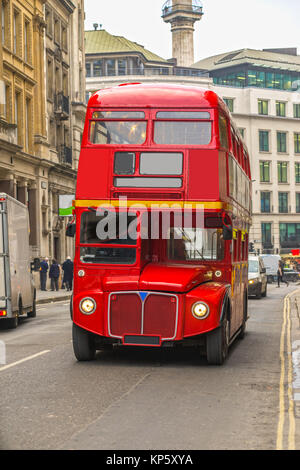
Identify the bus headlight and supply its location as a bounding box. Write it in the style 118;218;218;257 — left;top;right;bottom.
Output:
192;301;209;319
80;297;96;315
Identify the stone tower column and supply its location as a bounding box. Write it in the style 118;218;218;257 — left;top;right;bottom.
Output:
162;0;204;67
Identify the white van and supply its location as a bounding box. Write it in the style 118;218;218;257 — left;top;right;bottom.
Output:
0;193;36;328
260;254;281;283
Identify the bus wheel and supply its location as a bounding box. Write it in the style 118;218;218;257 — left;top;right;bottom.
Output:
206;319;229;365
72;323;96;361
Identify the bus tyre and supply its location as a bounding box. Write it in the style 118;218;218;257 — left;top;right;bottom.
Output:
206;319;229;365
72;323;96;361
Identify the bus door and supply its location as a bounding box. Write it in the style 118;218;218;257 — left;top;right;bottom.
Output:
231;229;243;333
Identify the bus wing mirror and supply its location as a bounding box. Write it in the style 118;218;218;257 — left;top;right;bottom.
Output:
66;223;76;238
222;225;233;240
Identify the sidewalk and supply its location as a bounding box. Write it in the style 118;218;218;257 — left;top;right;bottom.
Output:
36;288;72;305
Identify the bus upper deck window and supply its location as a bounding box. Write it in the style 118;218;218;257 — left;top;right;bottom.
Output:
89;111;146;145
154;111;211;146
156;111;210;119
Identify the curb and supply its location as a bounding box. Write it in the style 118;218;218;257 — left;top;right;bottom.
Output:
36;295;71;305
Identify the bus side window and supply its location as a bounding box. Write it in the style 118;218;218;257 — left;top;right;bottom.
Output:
241;232;247;261
219;113;229;150
233;230;241;262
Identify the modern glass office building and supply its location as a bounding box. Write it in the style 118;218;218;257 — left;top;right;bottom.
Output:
193;48;300;254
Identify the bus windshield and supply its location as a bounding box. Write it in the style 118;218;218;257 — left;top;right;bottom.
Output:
90;121;147;145
154;121;211;145
79;211;138;265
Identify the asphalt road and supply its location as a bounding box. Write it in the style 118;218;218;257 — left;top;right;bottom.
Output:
0;284;299;451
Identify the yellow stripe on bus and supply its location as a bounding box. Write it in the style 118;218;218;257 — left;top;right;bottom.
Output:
74;200;230;210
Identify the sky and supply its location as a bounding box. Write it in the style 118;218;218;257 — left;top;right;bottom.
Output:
84;0;300;62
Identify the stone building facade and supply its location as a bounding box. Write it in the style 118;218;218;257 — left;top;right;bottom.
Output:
0;0;86;264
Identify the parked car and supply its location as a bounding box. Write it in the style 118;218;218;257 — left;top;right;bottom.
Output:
248;255;268;298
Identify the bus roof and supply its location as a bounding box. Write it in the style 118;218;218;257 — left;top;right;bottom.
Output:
88;83;227;111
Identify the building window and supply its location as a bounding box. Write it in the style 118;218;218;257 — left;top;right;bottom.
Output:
25;98;32;152
45;7;52;37
15;91;21;145
86;62;91;77
295;133;300;153
93;60;103;77
55;65;60;93
62;70;68;96
54;16;60;45
278;192;289;213
261;191;271;213
295;163;300;183
261;223;272;247
238;128;245;138
276;101;286;117
278;162;288;183
1;0;6;45
106;59;116;76
213;70;246;88
223;98;234;112
280;223;300;248
24;19;31;63
294;104;300;118
118;59;127;76
277;132;287;153
258;99;268;115
61;24;67;51
259;130;269;152
248;70;265;88
296;194;300;213
214;68;297;91
260;161;271;182
13;9;20;55
47;59;53;99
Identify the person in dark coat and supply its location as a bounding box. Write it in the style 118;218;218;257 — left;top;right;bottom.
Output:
49;260;60;291
277;260;289;287
40;257;49;291
62;256;73;291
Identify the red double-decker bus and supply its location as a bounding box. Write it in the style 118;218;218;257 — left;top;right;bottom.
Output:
68;83;251;365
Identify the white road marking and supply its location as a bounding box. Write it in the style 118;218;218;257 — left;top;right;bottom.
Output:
0;350;50;372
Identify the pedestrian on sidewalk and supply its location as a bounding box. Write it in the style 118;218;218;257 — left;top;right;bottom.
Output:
277;260;289;287
49;259;60;291
62;256;73;291
40;257;49;291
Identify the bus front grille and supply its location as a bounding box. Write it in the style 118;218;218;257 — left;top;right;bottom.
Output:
108;292;178;341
